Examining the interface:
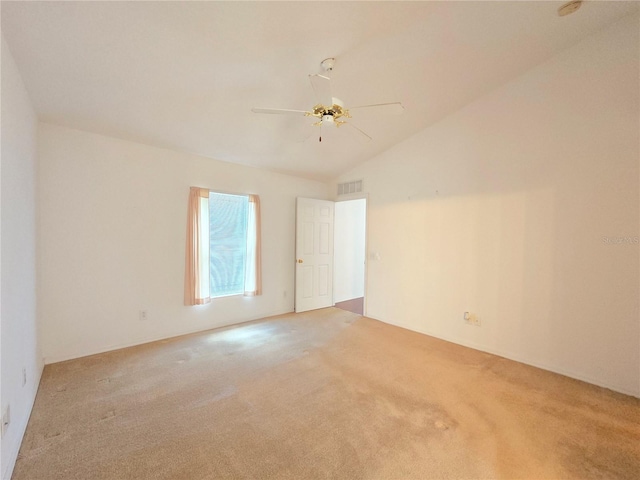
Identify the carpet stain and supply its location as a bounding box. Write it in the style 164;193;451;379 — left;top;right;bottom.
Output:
100;410;116;421
434;420;449;430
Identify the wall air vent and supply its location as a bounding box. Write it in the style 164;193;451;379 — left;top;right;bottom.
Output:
337;180;363;196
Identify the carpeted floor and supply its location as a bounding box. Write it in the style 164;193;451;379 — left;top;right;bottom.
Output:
13;308;640;479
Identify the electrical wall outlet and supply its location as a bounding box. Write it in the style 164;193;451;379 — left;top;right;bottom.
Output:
22;367;27;387
139;310;148;321
464;312;481;326
1;405;10;438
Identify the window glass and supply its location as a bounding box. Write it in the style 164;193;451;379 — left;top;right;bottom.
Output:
209;192;249;297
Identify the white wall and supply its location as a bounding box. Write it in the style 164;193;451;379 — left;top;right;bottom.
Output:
37;123;329;363
335;14;640;397
334;199;366;303
0;35;43;480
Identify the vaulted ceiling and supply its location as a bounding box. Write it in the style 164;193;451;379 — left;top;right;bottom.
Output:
2;1;637;181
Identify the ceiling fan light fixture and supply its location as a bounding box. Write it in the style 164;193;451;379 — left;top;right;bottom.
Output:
322;114;335;125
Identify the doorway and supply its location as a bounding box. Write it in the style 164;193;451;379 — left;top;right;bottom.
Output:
333;198;367;315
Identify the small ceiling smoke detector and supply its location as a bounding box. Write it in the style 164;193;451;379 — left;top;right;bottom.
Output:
320;58;335;72
558;1;582;17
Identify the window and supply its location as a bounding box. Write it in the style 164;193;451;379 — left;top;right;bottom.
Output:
185;187;261;305
209;192;248;297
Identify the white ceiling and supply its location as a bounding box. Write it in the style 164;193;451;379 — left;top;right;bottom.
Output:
2;1;637;181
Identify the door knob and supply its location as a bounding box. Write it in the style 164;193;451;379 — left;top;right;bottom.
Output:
297;259;303;263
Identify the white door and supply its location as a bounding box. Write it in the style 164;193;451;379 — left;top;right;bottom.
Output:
295;198;334;313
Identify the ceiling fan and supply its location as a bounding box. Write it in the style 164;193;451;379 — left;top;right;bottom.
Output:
252;58;404;142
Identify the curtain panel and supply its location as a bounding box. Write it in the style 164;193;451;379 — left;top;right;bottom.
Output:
184;187;211;305
244;194;262;296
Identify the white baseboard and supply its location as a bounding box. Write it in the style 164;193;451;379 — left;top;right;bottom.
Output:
365;314;640;399
44;308;294;365
2;365;44;480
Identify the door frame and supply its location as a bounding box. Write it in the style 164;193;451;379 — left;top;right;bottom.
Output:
294;194;369;315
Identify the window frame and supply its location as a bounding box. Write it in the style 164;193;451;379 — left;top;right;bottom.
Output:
184;187;262;306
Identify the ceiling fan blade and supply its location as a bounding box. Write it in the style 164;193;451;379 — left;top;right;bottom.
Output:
309;74;333;106
251;108;310;115
345;122;372;142
349;102;405;115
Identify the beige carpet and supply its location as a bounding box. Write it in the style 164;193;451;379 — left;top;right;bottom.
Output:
13;308;640;479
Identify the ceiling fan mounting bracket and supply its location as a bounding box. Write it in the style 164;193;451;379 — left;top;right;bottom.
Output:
321;58;335;72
